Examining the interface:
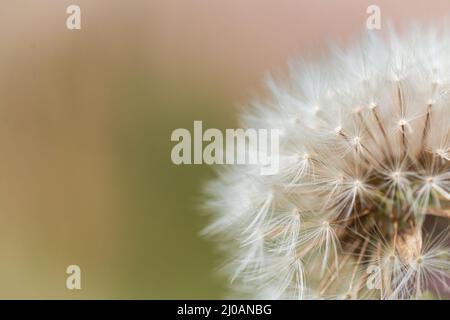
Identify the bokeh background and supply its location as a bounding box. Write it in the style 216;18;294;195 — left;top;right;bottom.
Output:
0;0;449;299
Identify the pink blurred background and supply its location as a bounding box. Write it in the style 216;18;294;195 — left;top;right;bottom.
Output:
0;0;448;298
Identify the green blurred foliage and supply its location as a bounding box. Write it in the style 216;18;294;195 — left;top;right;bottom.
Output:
109;69;235;298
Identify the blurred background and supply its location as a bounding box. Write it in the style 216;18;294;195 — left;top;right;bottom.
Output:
0;0;449;299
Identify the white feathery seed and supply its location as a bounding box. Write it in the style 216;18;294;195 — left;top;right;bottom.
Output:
204;25;450;300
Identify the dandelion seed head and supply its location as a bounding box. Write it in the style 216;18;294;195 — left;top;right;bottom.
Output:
204;24;450;300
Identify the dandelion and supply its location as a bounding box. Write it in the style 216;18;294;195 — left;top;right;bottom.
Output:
204;25;450;299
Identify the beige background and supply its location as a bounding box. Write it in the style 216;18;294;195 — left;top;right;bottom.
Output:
0;0;448;298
